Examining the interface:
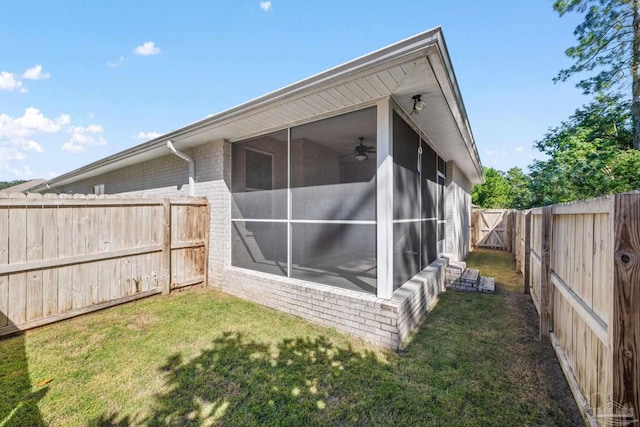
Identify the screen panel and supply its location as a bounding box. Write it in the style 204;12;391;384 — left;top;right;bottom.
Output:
291;223;377;294
393;222;421;290
393;112;420;221
232;221;287;276
291;107;376;221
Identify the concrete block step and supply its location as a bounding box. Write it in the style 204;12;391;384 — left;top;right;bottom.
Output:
446;269;495;294
478;276;495;293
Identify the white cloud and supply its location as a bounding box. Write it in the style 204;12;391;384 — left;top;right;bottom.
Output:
134;41;161;56
0;107;67;138
61;124;106;152
134;131;161;140
22;64;51;80
24;140;44;153
0;163;34;179
107;56;125;68
260;1;272;11
0;147;26;161
515;146;524;152
0;71;25;92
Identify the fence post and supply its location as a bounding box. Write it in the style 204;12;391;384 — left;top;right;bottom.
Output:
161;199;171;295
524;211;531;295
539;206;552;341
471;209;477;249
612;193;640;420
506;210;513;254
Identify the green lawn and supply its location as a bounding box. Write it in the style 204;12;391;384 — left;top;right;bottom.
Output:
1;249;582;426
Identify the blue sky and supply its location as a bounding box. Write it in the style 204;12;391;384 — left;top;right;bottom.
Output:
0;0;589;181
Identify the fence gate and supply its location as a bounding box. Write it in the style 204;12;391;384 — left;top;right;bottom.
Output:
473;209;509;250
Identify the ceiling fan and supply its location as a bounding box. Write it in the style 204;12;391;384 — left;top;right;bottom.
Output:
347;137;376;161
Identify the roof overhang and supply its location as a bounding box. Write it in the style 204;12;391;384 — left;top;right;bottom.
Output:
30;27;483;192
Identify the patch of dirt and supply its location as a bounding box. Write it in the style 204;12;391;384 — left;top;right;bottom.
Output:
127;314;156;331
503;284;585;425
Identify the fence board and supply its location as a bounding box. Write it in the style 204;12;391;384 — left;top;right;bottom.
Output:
58;206;73;313
505;194;640;425
9;206;27;324
0;196;208;338
26;206;43;321
0;207;8;327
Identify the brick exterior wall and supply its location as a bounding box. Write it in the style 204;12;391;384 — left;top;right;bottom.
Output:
223;258;447;349
52;138;460;349
445;161;472;262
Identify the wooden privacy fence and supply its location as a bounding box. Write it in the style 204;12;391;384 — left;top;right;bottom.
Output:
0;193;209;337
512;193;639;426
471;208;515;251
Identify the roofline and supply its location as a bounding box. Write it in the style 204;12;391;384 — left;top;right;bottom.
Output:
30;26;484;191
432;31;484;183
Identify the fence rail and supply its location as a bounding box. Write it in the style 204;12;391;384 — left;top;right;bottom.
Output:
0;193;209;337
508;194;640;426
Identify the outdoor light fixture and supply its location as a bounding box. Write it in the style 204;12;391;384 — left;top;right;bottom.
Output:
411;94;426;115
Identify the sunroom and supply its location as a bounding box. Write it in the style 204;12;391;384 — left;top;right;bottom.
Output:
231;101;448;299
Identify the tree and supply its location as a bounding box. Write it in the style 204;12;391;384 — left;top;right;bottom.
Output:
553;0;640;149
528;94;638;205
472;167;511;208
0;180;27;191
505;167;534;209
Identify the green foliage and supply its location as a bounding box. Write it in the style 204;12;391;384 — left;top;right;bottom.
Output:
472;167;534;209
553;0;634;95
472;167;510;208
0;180;27;191
529;94;638;205
505;167;535;209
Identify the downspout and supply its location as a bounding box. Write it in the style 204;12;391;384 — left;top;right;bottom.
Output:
166;140;195;197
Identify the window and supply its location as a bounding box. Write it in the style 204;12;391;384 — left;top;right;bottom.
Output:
245;148;273;191
92;184;104;195
232;130;287;220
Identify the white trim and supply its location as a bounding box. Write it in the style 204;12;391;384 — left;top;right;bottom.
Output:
376;98;394;299
291;219;376;225
231;218;288;223
393;218;437;223
287;128;292;278
437;171;446;179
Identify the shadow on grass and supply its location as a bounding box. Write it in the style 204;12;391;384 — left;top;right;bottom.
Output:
91;332;393;426
0;317;48;427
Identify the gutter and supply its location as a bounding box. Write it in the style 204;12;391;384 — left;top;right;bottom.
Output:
166;140;195;197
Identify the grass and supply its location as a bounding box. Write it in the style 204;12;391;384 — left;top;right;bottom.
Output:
0;249;582;426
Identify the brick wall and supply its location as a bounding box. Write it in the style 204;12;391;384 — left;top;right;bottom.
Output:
223;258;447;349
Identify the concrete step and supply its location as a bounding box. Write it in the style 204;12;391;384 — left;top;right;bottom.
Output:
446;267;495;294
444;261;466;287
478;277;495;293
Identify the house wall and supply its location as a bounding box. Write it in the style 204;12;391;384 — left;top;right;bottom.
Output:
222;257;447;349
55;140;232;287
445;161;472;262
